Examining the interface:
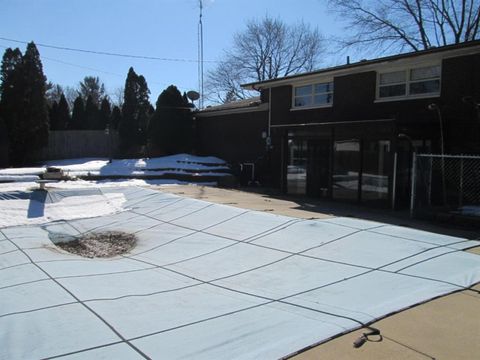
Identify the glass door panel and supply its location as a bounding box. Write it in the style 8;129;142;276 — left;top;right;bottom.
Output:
362;140;390;204
287;139;307;195
333;140;360;201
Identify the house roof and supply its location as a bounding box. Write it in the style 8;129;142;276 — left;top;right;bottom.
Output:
195;96;268;117
242;40;480;90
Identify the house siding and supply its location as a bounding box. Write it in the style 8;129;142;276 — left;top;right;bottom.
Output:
195;110;268;163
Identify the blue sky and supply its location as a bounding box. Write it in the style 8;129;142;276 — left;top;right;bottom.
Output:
1;0;343;104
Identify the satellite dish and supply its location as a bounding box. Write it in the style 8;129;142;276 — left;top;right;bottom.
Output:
187;90;200;101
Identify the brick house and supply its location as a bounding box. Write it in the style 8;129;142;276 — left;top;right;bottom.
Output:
196;40;480;208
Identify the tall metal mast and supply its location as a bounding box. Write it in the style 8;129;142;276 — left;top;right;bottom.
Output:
198;0;204;109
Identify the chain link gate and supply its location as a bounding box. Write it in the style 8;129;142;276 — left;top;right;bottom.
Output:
411;154;480;218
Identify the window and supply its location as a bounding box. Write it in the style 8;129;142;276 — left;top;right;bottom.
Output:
378;65;440;100
294;81;333;108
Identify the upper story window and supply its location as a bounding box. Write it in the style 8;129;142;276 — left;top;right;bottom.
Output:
378;65;441;100
294;81;333;108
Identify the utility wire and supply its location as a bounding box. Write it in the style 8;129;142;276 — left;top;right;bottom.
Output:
0;36;218;63
42;56;124;78
0;43;194;90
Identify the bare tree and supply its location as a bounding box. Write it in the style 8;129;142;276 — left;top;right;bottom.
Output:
45;82;64;106
63;86;78;110
328;0;480;54
206;16;324;103
111;86;125;108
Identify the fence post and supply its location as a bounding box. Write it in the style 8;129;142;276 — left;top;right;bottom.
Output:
459;156;464;208
427;156;432;206
391;152;397;210
410;152;417;218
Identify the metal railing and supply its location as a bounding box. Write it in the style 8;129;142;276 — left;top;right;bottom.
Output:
411;153;480;218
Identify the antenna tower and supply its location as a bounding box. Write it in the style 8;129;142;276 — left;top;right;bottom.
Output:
198;0;204;109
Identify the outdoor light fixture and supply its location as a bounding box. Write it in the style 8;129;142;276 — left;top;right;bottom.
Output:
462;96;480;121
397;133;413;145
461;96;480;108
427;103;444;155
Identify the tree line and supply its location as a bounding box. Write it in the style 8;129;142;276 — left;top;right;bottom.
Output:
2;5;478;164
0;43;194;165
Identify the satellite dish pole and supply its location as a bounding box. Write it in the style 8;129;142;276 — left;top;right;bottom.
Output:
198;0;204;109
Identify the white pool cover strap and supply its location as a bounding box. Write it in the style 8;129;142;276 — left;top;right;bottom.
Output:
1;187;479;360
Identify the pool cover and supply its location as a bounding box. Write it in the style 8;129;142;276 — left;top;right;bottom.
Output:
1;187;479;359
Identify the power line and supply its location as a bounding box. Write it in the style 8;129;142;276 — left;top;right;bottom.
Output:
0;43;195;91
42;56;124;78
0;36;218;63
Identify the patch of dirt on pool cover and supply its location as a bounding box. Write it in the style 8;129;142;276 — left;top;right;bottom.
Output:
56;231;137;258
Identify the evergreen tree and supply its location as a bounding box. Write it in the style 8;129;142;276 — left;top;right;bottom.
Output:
11;42;49;164
78;76;106;106
56;94;70;130
99;97;111;130
119;67;151;152
84;95;99;130
148;85;194;154
110;105;122;129
0;117;9;166
136;75;151;146
49;100;59;130
70;95;85;130
119;68;139;150
0;48;23;144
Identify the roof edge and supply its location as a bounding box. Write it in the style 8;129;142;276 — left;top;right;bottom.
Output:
242;40;480;89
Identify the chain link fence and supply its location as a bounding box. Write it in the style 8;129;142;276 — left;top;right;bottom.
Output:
411;154;480;219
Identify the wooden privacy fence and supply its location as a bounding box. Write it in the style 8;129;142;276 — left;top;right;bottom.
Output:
32;130;119;161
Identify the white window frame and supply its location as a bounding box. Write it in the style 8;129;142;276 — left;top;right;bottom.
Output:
292;80;334;110
376;64;441;102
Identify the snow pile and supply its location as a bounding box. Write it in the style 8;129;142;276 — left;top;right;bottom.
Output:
0;167;43;183
0;154;229;180
0;175;40;183
43;154;229;177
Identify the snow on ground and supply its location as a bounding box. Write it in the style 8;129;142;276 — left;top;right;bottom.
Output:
0;179;217;193
0;155;222;227
0;154;230;180
454;205;480;217
0;190;127;228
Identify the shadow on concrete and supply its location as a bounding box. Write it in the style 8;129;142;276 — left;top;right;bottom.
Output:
240;187;480;240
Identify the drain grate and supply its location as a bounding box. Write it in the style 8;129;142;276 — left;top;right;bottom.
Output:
53;231;137;258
